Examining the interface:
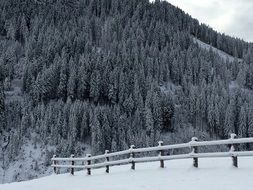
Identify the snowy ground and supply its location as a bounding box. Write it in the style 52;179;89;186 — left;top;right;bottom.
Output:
0;139;53;184
1;157;253;190
0;137;89;184
193;37;242;63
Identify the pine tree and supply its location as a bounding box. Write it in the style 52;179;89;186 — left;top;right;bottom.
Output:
224;103;234;136
67;60;77;100
77;55;89;100
145;106;154;146
90;109;104;155
161;95;174;132
0;82;6;132
247;106;253;138
58;57;68;100
89;71;101;102
236;64;246;87
239;105;247;137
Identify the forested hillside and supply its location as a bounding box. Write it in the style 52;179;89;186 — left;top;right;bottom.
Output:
0;0;253;183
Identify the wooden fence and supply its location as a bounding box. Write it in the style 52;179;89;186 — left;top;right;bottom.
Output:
51;134;253;175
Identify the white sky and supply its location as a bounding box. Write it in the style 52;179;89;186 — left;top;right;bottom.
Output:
164;0;253;42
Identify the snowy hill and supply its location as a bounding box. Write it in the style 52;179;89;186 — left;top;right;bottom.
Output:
1;0;253;185
1;157;253;190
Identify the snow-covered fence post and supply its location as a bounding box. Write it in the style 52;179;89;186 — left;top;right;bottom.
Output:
158;141;165;168
105;150;109;173
87;154;91;175
70;154;75;175
52;155;57;174
129;145;135;170
191;137;198;168
230;134;238;168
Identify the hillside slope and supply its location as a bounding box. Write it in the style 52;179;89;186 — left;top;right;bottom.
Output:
1;157;253;190
1;0;253;184
193;37;243;63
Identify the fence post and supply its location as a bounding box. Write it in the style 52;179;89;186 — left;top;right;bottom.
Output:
70;154;75;175
158;141;165;168
230;133;238;168
52;154;57;174
87;154;91;175
191;137;198;168
105;150;109;173
129;145;135;170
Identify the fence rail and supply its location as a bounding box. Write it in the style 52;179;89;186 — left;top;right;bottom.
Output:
51;134;253;175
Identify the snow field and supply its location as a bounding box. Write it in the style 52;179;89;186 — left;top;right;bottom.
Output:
1;157;253;190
